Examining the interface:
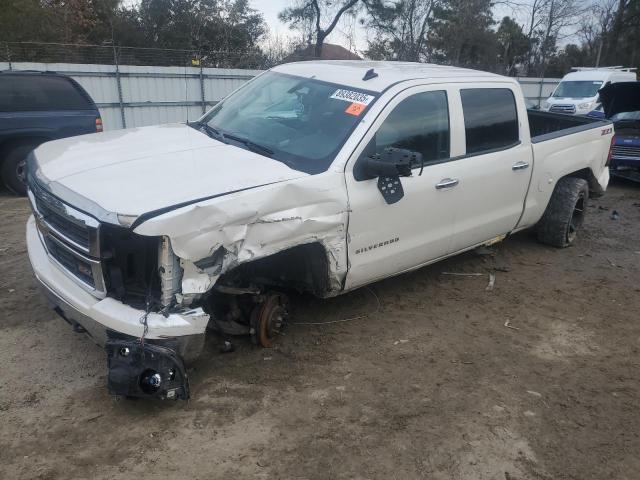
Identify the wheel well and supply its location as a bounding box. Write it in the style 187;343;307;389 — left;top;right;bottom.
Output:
217;242;330;296
0;136;49;164
566;168;603;197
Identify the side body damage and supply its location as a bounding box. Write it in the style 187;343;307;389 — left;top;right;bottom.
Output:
133;171;350;346
134;171;349;300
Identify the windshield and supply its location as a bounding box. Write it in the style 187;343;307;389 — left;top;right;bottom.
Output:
552;81;603;98
198;72;378;174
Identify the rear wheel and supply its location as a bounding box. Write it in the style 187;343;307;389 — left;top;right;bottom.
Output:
537;177;589;248
2;143;39;195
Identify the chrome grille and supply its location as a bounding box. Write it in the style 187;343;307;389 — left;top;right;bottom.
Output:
549;104;576;114
28;179;105;298
43;235;97;288
611;145;640;159
35;196;91;247
29;180;99;256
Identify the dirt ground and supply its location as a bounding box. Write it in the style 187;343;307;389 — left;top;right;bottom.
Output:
1;179;639;480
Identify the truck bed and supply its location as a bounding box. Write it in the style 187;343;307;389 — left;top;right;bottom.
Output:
516;109;612;231
527;110;609;143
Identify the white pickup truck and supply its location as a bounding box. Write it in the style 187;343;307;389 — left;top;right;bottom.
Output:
26;61;613;399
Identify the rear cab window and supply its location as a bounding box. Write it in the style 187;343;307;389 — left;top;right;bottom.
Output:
460;88;519;155
0;75;94;112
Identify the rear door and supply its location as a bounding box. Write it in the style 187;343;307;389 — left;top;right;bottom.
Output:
448;85;533;252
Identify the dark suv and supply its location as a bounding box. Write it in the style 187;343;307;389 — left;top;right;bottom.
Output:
0;71;102;194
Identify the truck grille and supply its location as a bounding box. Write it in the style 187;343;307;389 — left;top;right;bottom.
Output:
611;145;640;159
28;178;106;297
549;104;576;114
43;235;97;288
34;195;91;249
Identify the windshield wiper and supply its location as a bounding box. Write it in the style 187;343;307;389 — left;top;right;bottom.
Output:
195;122;225;141
194;122;274;157
223;132;274;157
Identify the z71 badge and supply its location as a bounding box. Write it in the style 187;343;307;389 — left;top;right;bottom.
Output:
601;127;613;135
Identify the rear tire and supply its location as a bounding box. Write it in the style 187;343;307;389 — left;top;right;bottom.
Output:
537;177;589;248
2;143;38;195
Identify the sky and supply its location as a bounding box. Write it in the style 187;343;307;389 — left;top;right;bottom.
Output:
251;0;368;52
253;0;289;33
252;0;524;55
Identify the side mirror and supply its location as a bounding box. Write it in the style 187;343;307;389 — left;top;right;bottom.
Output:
355;147;422;205
356;147;420;181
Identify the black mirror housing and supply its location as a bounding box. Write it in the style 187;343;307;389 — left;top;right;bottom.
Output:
355;147;421;181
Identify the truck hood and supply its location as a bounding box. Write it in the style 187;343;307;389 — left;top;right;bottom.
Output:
599;82;640;118
33;123;309;219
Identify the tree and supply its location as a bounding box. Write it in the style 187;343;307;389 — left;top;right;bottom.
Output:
497;16;530;75
600;0;640;67
138;0;264;50
545;43;590;76
518;0;550;74
522;0;639;76
279;0;360;58
0;0;267;67
362;0;438;62
428;0;498;69
261;31;298;67
577;0;618;67
0;0;57;43
524;0;584;76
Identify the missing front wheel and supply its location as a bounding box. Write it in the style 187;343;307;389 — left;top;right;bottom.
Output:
250;293;290;348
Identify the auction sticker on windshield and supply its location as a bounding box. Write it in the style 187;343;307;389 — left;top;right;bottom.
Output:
330;89;375;105
345;102;366;116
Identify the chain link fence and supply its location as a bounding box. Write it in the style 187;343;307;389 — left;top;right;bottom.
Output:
0;42;270;130
0;41;559;129
0;41;272;69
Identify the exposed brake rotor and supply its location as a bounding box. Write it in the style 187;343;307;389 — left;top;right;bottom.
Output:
252;293;289;348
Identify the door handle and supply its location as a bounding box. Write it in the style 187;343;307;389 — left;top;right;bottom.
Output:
435;178;459;189
512;161;530;171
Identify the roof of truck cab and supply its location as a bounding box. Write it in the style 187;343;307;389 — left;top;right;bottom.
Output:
272;61;512;93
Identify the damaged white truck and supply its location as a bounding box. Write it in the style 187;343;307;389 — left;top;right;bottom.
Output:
26;61;614;400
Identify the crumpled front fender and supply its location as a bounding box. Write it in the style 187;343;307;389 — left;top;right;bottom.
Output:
133;172;349;297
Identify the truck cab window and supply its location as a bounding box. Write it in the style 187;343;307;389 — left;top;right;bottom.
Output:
461;88;519;155
375;90;450;165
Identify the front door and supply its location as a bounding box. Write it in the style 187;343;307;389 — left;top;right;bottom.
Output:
344;86;464;290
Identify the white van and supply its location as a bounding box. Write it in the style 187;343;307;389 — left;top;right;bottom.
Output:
542;67;637;115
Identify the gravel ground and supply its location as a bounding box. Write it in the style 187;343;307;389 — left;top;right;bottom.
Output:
0;179;639;480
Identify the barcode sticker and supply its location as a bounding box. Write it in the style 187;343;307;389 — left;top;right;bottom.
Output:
330;89;375;105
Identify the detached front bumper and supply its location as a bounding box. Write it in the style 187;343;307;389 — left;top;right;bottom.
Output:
26;216;210;398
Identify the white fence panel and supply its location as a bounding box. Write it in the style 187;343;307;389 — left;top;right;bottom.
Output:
517;77;561;106
0;61;560;130
0;62;262;131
